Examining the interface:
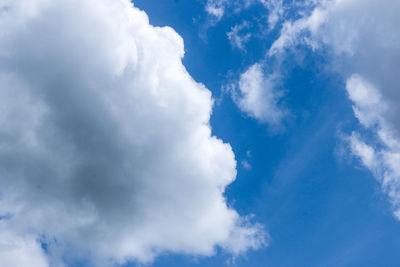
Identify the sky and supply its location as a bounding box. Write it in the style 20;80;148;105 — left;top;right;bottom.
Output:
0;0;400;266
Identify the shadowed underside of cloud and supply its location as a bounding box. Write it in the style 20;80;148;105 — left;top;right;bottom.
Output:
0;0;266;265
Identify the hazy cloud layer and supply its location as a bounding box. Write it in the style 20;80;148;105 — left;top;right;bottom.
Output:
0;0;265;265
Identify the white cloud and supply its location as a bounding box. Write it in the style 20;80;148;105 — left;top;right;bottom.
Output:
0;0;266;265
227;21;251;50
259;0;284;30
226;0;323;128
349;133;377;171
347;75;400;219
232;63;285;128
266;0;400;219
205;0;284;30
0;223;49;267
268;2;327;55
346;75;387;127
204;0;255;25
205;0;227;21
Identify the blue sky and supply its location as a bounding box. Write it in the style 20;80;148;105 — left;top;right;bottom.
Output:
1;0;400;266
133;1;400;266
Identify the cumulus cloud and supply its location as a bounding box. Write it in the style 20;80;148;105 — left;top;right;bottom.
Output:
267;0;400;218
231;64;285;128
0;0;266;265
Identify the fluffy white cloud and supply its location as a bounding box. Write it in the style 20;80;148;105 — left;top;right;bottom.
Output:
346;75;386;128
268;0;400;218
0;0;265;265
232;63;285;129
